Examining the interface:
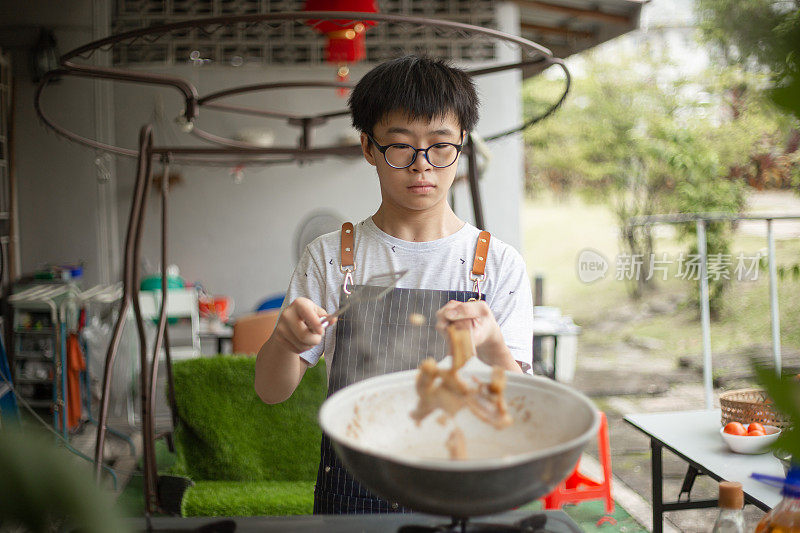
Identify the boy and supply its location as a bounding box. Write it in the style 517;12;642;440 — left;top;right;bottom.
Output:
255;55;533;514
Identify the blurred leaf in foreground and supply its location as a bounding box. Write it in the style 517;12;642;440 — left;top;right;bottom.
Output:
0;428;131;533
755;363;800;460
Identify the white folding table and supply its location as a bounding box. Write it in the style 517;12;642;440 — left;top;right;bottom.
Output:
624;409;784;533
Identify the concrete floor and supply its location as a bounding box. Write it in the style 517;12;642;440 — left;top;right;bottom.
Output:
68;360;172;496
565;346;774;532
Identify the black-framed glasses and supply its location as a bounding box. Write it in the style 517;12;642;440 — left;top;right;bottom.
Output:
367;133;464;169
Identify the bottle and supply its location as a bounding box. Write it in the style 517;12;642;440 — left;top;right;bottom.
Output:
756;466;800;533
712;481;745;533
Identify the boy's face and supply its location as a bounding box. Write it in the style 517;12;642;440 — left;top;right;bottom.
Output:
360;110;465;215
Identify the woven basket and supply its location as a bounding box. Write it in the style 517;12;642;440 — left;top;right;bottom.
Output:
719;388;790;429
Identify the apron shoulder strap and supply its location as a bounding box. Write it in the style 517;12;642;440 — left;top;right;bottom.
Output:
340;222;355;271
472;230;491;278
340;223;488;277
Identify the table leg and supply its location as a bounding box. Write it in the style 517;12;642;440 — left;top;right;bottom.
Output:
551;336;558;380
652;439;664;533
679;465;701;502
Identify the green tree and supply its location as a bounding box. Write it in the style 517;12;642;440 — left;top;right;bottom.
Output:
656;127;744;316
522;43;794;312
696;0;800;119
697;1;800;454
696;0;800;190
695;66;799;189
525;48;680;297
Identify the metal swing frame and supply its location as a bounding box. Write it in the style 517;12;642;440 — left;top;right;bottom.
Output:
34;11;571;514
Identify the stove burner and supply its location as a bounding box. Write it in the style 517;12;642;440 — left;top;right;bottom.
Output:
139;510;583;532
398;513;554;533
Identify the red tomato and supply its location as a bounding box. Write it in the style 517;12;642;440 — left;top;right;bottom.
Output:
748;423;766;433
724;422;747;436
748;429;766;437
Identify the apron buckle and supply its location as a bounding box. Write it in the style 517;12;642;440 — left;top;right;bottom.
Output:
340;266;355;295
469;273;485;301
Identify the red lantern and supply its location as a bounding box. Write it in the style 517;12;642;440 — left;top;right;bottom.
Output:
304;0;378;95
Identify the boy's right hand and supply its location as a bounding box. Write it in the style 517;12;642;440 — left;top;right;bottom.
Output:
270;297;330;355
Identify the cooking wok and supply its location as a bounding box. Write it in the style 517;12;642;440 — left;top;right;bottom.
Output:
318;358;599;518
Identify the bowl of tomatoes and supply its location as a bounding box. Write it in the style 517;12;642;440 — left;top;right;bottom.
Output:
720;422;781;454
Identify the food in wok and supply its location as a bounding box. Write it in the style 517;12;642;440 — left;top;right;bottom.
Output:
319;360;599;517
410;323;513;458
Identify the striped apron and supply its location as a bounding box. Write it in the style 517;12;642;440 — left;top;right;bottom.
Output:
313;223;491;515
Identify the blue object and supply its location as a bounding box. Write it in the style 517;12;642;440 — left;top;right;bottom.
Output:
0;336;20;425
59;321;68;437
256;294;285;312
751;465;800;497
61;263;83;279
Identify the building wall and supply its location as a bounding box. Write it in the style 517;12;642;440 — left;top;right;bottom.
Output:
2;1;113;285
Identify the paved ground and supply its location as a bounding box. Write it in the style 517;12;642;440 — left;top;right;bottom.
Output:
564;333;772;532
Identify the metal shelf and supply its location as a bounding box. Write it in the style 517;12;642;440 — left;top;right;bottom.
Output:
15;351;53;359
8;282;81;438
24;399;52;408
14;328;55;335
14;377;53;384
14;352;54;361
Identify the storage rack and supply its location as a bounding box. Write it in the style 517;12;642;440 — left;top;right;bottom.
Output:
8;283;128;438
9;282;76;438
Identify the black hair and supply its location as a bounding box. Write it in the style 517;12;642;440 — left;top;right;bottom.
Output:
349;55;479;134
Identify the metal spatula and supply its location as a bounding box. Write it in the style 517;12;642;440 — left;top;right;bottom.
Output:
320;269;408;328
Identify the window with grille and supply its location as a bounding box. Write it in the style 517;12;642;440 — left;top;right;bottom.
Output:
112;0;497;66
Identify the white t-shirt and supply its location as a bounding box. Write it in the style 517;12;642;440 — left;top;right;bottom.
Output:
282;217;534;376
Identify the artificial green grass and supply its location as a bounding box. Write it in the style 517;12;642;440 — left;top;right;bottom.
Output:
117;472;145;517
171;355;327;483
163;355;328;516
181;480;316;517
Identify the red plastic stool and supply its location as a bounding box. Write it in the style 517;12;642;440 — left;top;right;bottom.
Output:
542;411;615;525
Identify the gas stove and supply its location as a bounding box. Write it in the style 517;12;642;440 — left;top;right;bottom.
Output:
398;512;582;533
134;510;582;533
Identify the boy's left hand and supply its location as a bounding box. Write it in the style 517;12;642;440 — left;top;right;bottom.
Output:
435;300;505;367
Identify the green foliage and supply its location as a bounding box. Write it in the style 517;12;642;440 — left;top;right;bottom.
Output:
696;0;800;118
524;52;786;196
181;480;316;516
656;129;746;315
524;50;682;199
695;67;796;180
172;355;327;482
523;30;800;309
697;0;800;474
754;363;800;460
696;0;793;68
